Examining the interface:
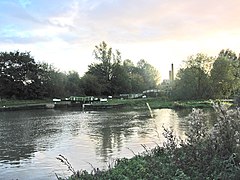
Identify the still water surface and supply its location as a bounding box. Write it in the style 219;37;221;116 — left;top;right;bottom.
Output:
0;108;200;179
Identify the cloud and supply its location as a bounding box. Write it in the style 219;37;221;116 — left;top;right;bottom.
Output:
2;0;240;44
1;0;240;79
1;0;240;42
51;0;239;44
0;30;50;44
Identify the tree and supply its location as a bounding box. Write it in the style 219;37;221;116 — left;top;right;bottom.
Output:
172;53;214;100
37;62;68;98
0;51;44;99
48;71;67;98
80;74;101;96
65;71;84;96
136;59;161;90
93;41;113;82
123;59;137;93
131;73;145;93
111;62;131;94
173;67;210;100
88;41;133;95
210;49;240;98
185;53;214;74
86;42;162;95
87;41;116;95
123;59;135;75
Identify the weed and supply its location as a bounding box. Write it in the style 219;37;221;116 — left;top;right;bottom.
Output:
56;155;80;180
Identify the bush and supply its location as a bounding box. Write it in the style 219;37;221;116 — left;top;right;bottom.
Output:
170;103;240;179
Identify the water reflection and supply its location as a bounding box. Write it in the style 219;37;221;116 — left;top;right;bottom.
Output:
0;110;63;164
86;109;194;163
0;108;214;179
87;110;150;162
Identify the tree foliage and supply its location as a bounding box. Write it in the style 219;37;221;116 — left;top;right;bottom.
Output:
85;41;160;95
172;53;214;100
80;74;101;96
65;71;84;96
210;49;240;99
5;45;239;100
0;43;161;100
137;59;161;90
170;50;240;100
173;67;210;100
0;51;44;99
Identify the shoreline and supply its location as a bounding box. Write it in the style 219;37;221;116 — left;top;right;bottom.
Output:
0;98;214;112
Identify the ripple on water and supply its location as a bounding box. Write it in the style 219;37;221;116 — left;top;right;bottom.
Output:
0;108;212;179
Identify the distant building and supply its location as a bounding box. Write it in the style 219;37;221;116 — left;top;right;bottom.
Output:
169;63;174;81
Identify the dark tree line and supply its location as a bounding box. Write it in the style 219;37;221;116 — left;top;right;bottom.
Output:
0;42;160;100
3;43;237;101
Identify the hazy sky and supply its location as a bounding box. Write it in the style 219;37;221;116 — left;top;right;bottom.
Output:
1;0;240;80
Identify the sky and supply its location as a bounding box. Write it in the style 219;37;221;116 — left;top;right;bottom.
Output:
1;0;240;80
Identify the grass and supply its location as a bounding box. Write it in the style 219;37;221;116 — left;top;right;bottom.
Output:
105;98;212;109
0;99;52;107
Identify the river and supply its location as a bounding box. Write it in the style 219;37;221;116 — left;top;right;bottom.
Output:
0;108;211;179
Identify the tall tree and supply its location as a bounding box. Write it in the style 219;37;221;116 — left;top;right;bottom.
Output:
85;42;161;95
93;41;113;82
87;41;115;95
210;49;240;98
88;41;131;95
172;53;214;100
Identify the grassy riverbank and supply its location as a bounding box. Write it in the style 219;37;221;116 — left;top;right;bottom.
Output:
0;99;54;111
0;98;213;111
57;103;240;179
107;98;212;109
0;99;52;107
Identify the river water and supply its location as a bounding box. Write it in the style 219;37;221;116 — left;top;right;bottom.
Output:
0;108;210;179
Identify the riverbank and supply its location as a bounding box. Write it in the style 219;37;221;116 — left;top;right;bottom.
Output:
108;98;213;109
0;98;213;112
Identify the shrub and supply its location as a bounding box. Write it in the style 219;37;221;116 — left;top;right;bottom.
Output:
169;102;240;179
